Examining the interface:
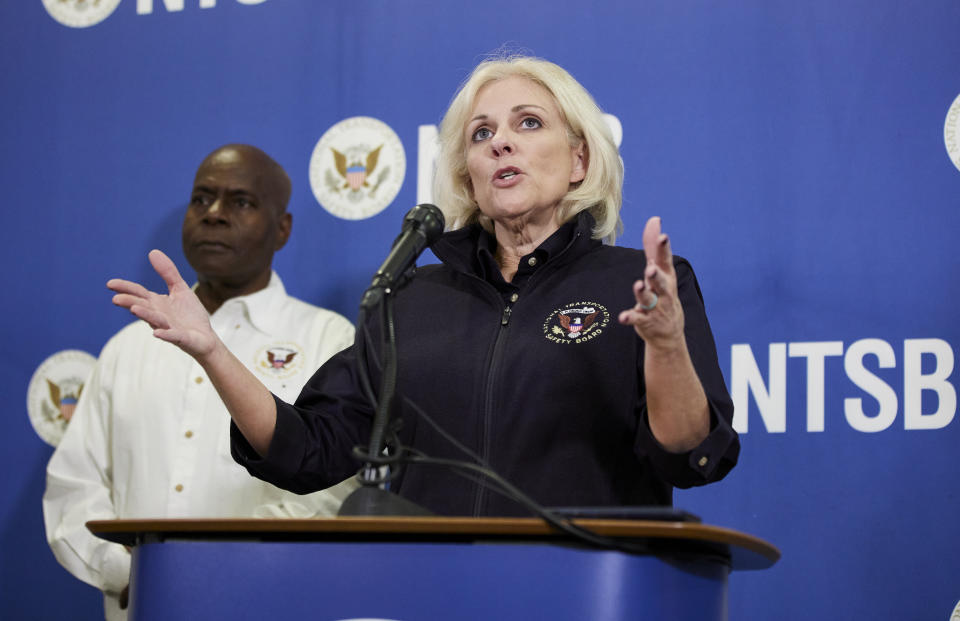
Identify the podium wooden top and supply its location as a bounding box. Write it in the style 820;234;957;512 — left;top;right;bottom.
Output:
87;516;779;570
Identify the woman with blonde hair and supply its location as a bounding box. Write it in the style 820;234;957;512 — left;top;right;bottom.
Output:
109;55;738;516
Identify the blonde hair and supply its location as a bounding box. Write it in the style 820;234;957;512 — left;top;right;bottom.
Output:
434;55;623;243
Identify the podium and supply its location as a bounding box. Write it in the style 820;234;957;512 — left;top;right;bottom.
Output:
88;517;779;621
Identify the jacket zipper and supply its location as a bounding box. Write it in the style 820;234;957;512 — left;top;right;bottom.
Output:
467;230;583;516
470;287;511;516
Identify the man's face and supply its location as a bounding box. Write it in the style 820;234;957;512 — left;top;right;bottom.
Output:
182;148;290;289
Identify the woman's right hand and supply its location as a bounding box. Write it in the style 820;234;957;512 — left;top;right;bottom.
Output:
108;249;218;359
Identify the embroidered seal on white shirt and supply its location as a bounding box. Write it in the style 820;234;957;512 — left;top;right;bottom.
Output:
254;342;306;380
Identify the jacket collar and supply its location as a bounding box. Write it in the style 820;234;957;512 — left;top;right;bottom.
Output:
431;210;601;277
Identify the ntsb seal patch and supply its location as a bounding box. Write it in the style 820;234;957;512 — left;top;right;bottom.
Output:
308;116;406;220
254;342;305;381
42;0;122;29
543;302;610;344
27;349;96;446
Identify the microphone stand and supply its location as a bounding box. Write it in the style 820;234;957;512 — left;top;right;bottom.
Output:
338;205;442;517
337;274;433;517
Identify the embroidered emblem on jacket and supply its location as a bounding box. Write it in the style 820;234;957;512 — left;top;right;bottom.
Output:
543;302;610;344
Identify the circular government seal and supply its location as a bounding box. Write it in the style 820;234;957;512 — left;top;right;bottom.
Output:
254;342;306;381
543;301;611;345
27;349;96;446
945;93;960;173
309;116;406;220
42;0;122;28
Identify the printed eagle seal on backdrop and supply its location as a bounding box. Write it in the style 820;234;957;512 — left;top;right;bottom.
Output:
330;145;384;195
944;93;960;174
309;116;406;220
42;0;122;28
543;302;611;344
26;349;96;446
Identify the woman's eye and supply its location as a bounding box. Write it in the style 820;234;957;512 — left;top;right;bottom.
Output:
472;127;492;142
521;117;542;129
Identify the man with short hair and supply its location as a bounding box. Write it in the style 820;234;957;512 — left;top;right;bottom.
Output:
43;144;357;621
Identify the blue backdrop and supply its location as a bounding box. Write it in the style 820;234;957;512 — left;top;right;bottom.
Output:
2;1;958;619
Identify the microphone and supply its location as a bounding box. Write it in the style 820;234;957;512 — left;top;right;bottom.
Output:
360;203;445;309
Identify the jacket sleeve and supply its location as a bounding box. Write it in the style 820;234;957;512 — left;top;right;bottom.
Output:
42;356;130;596
633;257;740;488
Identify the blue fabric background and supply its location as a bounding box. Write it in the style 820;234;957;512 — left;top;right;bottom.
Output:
2;1;958;618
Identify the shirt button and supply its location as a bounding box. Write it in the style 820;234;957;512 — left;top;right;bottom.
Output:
184;430;193;439
698;456;709;467
175;484;184;492
527;257;538;267
194;377;203;384
509;293;519;303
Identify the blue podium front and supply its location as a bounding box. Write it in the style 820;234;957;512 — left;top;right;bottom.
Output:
89;517;778;621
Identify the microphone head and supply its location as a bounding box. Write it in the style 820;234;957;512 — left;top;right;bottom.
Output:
404;203;445;244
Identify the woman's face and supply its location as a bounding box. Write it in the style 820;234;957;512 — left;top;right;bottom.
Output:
464;76;585;228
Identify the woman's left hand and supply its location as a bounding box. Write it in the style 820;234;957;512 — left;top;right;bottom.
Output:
618;216;709;451
618;216;685;351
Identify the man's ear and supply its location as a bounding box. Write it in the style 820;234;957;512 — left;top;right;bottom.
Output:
275;212;292;250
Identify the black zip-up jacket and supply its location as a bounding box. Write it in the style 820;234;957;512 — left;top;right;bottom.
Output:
232;212;739;516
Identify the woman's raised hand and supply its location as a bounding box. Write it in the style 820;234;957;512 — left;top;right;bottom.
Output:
618;216;686;352
107;250;218;359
